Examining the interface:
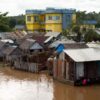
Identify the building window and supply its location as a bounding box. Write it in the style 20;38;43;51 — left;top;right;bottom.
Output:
46;16;60;21
34;16;39;22
48;16;52;20
55;16;60;20
27;16;31;22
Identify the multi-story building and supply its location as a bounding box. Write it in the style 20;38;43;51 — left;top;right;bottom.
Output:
80;20;97;30
25;8;76;32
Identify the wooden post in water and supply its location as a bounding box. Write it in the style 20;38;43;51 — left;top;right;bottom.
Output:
27;54;29;72
37;53;39;73
3;56;5;67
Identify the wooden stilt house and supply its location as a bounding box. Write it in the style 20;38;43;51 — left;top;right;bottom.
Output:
0;41;9;62
47;43;88;76
14;38;45;72
53;48;100;85
3;46;22;66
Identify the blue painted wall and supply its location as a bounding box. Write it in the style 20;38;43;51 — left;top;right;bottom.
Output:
62;13;72;30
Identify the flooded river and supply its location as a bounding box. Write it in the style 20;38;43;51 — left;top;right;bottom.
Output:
0;67;100;100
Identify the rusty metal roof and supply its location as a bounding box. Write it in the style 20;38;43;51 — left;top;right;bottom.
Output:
3;46;17;55
63;43;88;49
0;41;8;50
19;39;36;50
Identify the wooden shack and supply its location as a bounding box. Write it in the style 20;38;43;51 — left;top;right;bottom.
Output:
19;39;44;54
32;35;49;49
0;41;9;61
14;38;48;73
3;46;22;66
14;58;39;73
14;51;50;73
48;43;88;76
53;48;100;85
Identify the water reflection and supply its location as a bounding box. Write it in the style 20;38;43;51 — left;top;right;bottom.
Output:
0;67;100;100
53;81;100;100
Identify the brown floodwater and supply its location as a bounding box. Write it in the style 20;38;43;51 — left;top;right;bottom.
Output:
0;67;100;100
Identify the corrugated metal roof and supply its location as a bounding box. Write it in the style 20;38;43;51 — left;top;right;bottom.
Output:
26;8;75;14
49;40;75;48
49;42;60;48
1;39;14;43
32;35;49;45
87;43;100;48
95;29;100;35
15;25;25;30
3;46;17;55
30;42;43;50
19;39;36;50
64;43;88;49
45;32;60;37
64;48;100;62
0;31;26;40
0;41;8;50
44;36;53;43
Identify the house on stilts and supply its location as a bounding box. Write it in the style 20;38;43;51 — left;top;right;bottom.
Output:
53;48;100;85
14;38;46;72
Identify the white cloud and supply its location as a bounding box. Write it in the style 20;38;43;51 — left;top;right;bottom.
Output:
0;0;99;16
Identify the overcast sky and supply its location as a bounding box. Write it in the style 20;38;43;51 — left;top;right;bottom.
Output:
0;0;100;16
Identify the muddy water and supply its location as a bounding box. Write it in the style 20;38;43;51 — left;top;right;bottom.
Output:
0;67;100;100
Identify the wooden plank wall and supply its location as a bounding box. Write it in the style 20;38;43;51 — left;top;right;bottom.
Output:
14;61;38;73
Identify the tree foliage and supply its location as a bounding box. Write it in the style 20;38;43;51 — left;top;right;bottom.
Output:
84;29;100;42
8;14;25;30
76;11;100;27
0;12;11;32
72;25;82;42
9;18;16;28
0;12;25;32
62;29;70;37
76;11;86;24
9;14;25;25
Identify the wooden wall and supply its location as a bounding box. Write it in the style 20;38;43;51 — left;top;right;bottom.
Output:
14;60;39;73
53;53;75;83
84;61;98;79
